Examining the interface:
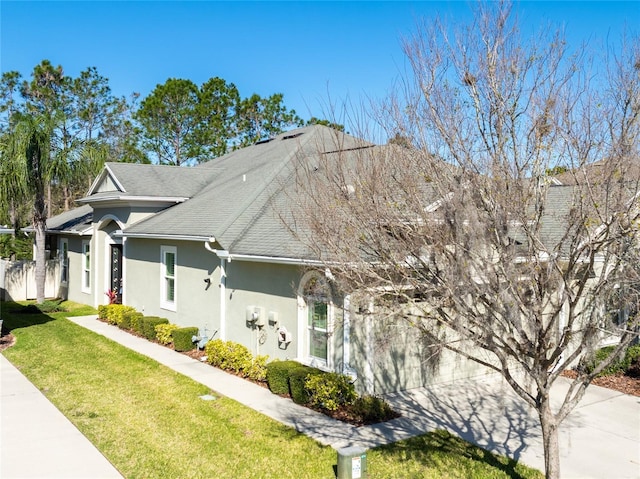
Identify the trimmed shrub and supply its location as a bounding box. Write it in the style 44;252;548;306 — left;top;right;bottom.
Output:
205;339;226;368
173;327;198;352
350;395;398;424
104;305;119;324
97;305;108;320
265;360;300;395
623;345;640;377
289;365;322;405
134;315;150;335
222;341;253;374
155;323;179;345
103;304;136;326
128;311;144;332
246;355;269;382
142;316;169;341
305;372;357;411
582;346;625;376
119;309;142;330
204;340;269;381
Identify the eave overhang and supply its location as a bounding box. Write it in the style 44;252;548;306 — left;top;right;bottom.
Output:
77;195;189;205
46;227;93;236
117;232;212;243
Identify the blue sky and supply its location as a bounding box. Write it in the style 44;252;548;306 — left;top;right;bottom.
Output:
1;1;638;130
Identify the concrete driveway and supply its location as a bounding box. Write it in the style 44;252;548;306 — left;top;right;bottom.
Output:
383;375;640;479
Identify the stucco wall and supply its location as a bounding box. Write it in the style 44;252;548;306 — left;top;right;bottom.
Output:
224;261;306;359
349;310;497;395
124;239;221;336
47;222;498;395
60;235;94;305
92;205;165;228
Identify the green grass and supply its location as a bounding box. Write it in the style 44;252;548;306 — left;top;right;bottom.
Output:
1;301;542;479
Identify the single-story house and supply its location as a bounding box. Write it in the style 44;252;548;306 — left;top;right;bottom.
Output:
43;125;497;394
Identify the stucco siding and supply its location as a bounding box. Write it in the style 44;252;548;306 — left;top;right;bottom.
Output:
62;235;94;305
349;312;496;395
93;205;166;229
224;261;300;359
124;239;220;335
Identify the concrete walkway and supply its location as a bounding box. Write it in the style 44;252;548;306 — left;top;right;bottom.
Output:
1;354;123;479
3;315;640;478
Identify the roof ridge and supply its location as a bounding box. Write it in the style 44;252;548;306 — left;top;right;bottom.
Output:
216;129;318;244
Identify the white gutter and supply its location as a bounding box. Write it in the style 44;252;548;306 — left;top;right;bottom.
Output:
117;233;211;242
217;252;322;266
77;195;189;204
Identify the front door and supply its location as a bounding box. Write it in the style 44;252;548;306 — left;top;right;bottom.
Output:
110;244;123;304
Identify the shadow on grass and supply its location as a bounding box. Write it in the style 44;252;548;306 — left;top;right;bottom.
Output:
376;429;531;479
0;301;58;336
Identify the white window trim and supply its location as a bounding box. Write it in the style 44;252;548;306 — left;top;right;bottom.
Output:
81;240;91;293
297;271;334;371
160;245;177;311
59;238;69;284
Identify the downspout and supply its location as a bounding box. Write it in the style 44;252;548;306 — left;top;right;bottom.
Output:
204;240;229;341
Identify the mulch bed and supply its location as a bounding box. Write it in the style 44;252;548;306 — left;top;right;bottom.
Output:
0;333;16;352
561;369;640;397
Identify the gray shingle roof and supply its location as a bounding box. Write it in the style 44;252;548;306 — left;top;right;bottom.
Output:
45;204;93;234
81;162;220;202
123;125;372;258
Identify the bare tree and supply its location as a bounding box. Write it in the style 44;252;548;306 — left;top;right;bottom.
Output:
291;3;640;478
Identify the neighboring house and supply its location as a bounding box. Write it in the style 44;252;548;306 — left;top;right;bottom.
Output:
43;125;493;394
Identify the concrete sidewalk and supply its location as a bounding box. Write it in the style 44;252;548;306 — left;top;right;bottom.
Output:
1;354;123;479
3;314;639;478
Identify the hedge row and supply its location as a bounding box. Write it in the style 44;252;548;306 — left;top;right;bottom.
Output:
264;360;397;423
204;339;268;382
97;304;198;351
265;361;352;409
97;305;397;424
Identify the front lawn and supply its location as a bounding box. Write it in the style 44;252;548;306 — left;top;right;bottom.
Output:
0;301;542;479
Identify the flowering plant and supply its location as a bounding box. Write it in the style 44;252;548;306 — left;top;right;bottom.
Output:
105;289;118;304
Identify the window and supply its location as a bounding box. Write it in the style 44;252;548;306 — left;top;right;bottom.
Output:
60;239;68;283
299;273;333;367
81;240;91;293
160;246;176;311
308;299;328;361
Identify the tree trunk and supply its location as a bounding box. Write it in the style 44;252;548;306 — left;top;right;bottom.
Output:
33;196;47;304
64;185;71;211
539;399;561;479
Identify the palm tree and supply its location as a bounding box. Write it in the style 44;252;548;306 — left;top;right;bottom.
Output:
2;113;54;303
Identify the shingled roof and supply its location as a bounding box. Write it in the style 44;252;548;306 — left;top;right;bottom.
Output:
45;204;93;234
78;162;221;204
123;125;373;258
